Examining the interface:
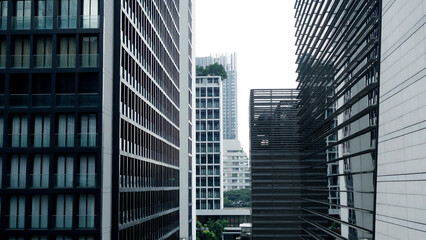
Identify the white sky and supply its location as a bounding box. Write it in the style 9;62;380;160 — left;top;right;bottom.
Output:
195;0;299;152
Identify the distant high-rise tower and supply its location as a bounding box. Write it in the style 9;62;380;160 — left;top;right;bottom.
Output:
196;53;238;140
195;76;223;213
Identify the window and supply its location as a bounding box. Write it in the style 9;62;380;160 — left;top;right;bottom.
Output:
12;37;30;68
81;36;98;67
0;1;7;30
0;37;5;68
34;115;50;147
35;0;53;29
9;155;27;188
78;194;95;228
35;37;52;68
31;195;48;228
59;0;77;28
57;114;75;147
0;156;2;187
0;116;3;147
56;194;73;228
58;36;76;67
13;0;31;29
79;154;95;187
56;237;72;240
81;0;99;28
56;155;73;187
32;154;49;188
9;195;25;228
80;114;96;146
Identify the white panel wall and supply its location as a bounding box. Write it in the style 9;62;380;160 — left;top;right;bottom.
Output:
376;0;426;239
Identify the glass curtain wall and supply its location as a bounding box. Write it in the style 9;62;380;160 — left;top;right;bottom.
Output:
33;115;50;147
56;155;73;187
81;0;98;28
0;1;7;30
80;114;96;146
13;38;30;68
78;194;95;228
0;116;3;147
13;0;31;29
79;154;95;187
11;115;28;147
9;195;26;228
59;0;77;28
35;37;52;68
56;194;73;228
0;37;6;68
31;195;48;228
35;0;53;29
32;154;49;188
10;154;27;188
57;114;75;147
58;37;76;68
81;36;98;67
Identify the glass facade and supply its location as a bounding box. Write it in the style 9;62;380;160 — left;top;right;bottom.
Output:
0;0;101;239
295;0;381;239
195;76;222;210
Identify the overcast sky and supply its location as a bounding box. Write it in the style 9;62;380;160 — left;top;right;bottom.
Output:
195;0;299;152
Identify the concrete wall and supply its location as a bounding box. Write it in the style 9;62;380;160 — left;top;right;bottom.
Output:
375;0;426;239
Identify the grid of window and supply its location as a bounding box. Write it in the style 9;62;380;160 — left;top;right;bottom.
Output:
195;77;222;210
118;0;181;239
0;1;102;239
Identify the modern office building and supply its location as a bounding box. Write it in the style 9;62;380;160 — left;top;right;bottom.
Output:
0;0;194;240
195;76;223;213
223;139;250;191
196;53;238;140
295;0;395;239
249;89;328;239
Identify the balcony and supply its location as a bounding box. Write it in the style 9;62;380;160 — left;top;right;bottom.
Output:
79;93;99;107
80;54;99;67
30;174;49;188
30;215;48;229
33;133;50;147
32;94;51;107
9;94;29;107
8;215;25;229
33;16;53;29
58;16;77;29
79;133;97;147
80;15;100;28
78;215;95;228
57;54;76;68
54;174;73;188
8;174;26;188
56;133;75;147
77;174;97;187
10;133;28;147
34;55;52;68
56;93;76;107
54;215;73;229
11;55;30;68
12;16;31;30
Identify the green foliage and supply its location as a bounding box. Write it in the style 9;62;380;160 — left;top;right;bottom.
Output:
223;188;251;208
206;219;228;240
199;230;216;240
196;63;227;80
196;219;228;240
